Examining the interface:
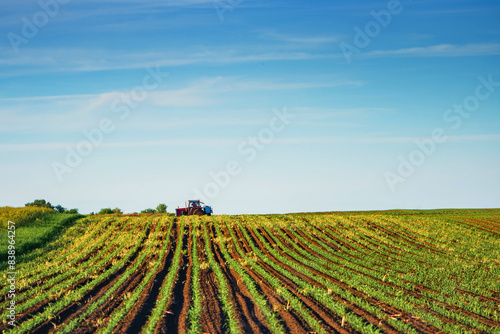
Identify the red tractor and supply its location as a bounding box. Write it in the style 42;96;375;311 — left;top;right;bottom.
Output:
175;200;212;217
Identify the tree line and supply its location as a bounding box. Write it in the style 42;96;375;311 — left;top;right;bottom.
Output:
25;199;78;214
95;203;168;215
25;199;170;215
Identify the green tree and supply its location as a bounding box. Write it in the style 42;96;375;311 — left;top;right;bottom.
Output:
25;199;54;210
98;208;114;215
156;203;167;213
113;207;123;214
141;208;156;214
54;205;66;213
67;208;78;214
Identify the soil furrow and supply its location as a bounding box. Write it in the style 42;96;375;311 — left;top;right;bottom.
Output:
116;221;179;334
207;223;270;334
154;223;190;334
175;223;193;333
228;222;321;334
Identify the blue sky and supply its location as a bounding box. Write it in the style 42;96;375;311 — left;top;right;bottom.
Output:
1;0;499;214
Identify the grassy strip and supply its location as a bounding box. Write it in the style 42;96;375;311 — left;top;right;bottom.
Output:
202;218;241;334
214;217;286;334
0;206;54;231
0;215;93;274
142;219;185;334
0;213;83;261
1;216;114;279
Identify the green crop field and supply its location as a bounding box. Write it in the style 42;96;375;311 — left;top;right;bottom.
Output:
1;209;500;333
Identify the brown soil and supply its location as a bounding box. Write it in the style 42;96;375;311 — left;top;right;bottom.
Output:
228;222;319;334
175;224;193;333
118;221;179;333
198;230;225;334
154;223;190;334
207;223;270;334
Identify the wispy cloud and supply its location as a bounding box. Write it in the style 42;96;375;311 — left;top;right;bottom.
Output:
1;76;359;104
3;134;499;152
0;139;239;152
274;134;500;145
0;94;96;102
261;31;342;44
0;47;334;76
408;7;499;16
2;41;497;77
1;0;220;9
291;106;392;118
1;76;362;133
223;78;364;91
364;43;500;58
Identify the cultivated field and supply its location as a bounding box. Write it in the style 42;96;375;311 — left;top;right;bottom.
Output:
2;209;500;333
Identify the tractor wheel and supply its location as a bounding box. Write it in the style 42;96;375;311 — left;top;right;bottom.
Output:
192;209;204;216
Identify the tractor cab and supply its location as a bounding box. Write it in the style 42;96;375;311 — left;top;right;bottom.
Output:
189;200;201;208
